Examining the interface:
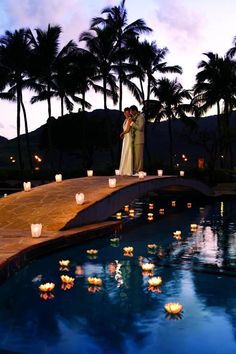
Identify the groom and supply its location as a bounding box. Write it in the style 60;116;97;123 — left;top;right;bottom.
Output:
129;105;145;174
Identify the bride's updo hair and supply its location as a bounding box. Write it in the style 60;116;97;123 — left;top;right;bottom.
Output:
124;107;130;112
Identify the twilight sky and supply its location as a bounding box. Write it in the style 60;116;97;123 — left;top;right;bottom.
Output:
0;0;235;138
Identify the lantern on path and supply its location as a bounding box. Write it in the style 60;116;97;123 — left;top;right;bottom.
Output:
55;174;62;183
31;223;42;237
87;170;93;177
76;193;85;205
109;178;116;188
23;182;31;191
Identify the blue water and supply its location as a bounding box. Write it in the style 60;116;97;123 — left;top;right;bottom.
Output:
0;196;236;354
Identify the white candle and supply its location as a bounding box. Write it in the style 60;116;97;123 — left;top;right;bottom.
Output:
55;174;62;182
138;171;145;179
115;169;121;176
157;169;163;176
31;223;42;237
109;178;116;188
180;170;185;177
75;193;85;205
23;181;31;191
87;170;93;177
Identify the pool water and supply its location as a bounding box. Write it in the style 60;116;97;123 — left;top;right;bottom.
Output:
0;196;236;354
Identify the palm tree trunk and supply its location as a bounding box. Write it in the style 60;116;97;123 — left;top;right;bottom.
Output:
47;83;55;172
21;97;33;170
146;76;151;119
216;101;223;168
82;91;85;112
103;75;107;110
60;96;64;117
16;84;23;170
168;116;174;169
119;76;123;112
139;79;145;102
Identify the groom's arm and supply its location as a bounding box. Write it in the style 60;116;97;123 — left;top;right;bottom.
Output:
130;114;144;131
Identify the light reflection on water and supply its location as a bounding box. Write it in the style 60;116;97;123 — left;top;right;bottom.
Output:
0;197;236;354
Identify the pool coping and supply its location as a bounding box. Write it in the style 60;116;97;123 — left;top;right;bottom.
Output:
0;220;122;285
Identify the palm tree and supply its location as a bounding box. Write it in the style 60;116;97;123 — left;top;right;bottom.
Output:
193;52;236;168
29;24;77;171
91;0;152;111
227;36;236;59
69;49;105;112
128;38;183;119
0;28;33;170
152;78;192;168
80;25;118;110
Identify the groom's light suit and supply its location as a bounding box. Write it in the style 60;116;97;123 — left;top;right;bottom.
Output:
131;112;145;173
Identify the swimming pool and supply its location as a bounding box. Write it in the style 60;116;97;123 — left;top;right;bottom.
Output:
0;195;235;354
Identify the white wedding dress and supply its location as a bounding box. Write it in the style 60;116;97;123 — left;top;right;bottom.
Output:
119;119;133;176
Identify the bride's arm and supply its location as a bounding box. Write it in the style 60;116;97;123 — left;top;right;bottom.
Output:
120;119;131;138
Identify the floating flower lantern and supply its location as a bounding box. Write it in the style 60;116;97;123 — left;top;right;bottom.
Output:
61;275;74;284
109;178;116;188
147;212;154;221
179;170;185;177
110;237;120;246
164;302;183;315
75;192;85;205
86;249;98;259
171;200;176;207
190;224;198;232
123;246;134;257
187;202;192;208
115;169;121;176
116;212;122;220
39;282;55;293
31;223;42;238
141;262;154;272
129;209;135;217
124;205;129;212
157;169;163;176
60;275;74;290
87;277;102;286
147;244;157;251
148;276;162;287
173;230;182;240
59;259;70;267
55;174;62;183
87;249;98;255
59;259;70;271
23;181;31;191
149;203;154;210
159;208;165;215
87;170;93;177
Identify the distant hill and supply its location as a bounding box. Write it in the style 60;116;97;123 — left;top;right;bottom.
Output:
0;109;235;170
0;136;8;143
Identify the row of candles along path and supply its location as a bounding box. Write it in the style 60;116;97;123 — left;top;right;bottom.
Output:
38;254;183;316
23;167;186;192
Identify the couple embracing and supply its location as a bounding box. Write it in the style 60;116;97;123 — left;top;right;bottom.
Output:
119;105;145;176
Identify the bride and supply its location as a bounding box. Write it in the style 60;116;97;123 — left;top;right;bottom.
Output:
119;107;133;176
